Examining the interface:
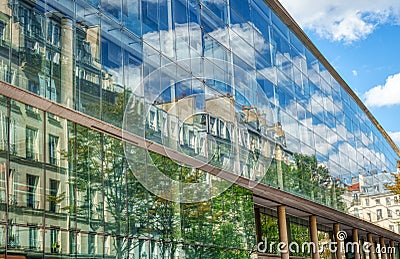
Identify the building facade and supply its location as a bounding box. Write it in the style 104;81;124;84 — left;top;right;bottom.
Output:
0;0;399;258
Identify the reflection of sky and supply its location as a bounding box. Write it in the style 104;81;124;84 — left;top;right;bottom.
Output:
74;0;397;176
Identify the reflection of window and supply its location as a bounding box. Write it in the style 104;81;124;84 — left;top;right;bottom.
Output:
50;228;59;253
78;41;92;64
69;231;76;254
47;20;60;46
0;20;5;41
48;135;59;166
354;208;359;218
49;179;59;213
377;209;382;220
395;196;398;204
396;209;400;216
88;234;95;254
390;225;394;232
367;213;371;222
26;127;38;160
365;199;369;206
0;112;7;151
142;0;158;31
386;197;391;205
388;209;392;218
28;80;41;96
29;227;38;250
27;174;38;208
0;164;5;202
375;199;380;205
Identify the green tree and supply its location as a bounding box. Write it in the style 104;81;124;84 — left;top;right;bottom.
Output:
263;154;347;211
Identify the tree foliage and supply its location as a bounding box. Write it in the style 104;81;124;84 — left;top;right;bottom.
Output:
263;153;347;211
385;173;400;195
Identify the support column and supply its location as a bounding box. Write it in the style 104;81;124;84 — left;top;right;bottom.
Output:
367;233;376;259
278;205;289;259
380;237;387;259
309;215;320;259
353;229;361;259
334;223;344;259
390;240;395;259
60;17;74;108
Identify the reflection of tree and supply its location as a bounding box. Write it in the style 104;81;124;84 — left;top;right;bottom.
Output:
66;90;256;257
385;172;400;197
264;154;347;211
149;152;256;258
289;221;310;257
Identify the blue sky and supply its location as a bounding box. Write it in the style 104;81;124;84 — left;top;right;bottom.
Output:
280;0;400;148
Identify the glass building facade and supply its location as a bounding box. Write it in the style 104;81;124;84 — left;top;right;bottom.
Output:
0;0;399;258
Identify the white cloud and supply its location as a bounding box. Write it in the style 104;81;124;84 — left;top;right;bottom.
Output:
279;0;400;43
389;132;400;146
364;73;400;107
352;70;358;76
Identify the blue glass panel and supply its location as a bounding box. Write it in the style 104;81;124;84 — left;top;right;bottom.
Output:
271;11;288;38
230;0;250;22
256;73;274;99
174;0;188;23
123;0;142;36
87;0;100;7
201;5;225;33
102;0;122;21
201;0;227;23
142;0;159;33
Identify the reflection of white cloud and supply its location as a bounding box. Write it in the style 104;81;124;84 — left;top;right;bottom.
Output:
257;67;277;84
136;19;392;177
142;22;266;69
279;0;400;43
203;0;225;5
307;93;338;114
364;73;400;107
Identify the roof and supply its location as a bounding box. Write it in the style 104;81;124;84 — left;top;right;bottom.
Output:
347;182;360;191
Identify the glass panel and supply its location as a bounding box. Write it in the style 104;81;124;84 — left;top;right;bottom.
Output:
103;135;128;256
45;113;69;240
123;0;141;36
75;1;101;118
9;100;44;227
0;2;11;84
101;17;124;127
0;97;7;209
103;0;122;21
72;125;104;235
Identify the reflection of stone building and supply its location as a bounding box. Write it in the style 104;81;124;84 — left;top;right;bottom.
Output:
347;171;400;233
152;93;280;181
0;0;120;256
